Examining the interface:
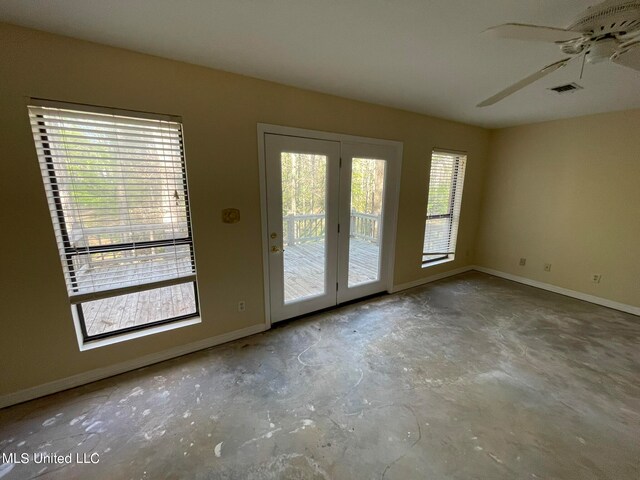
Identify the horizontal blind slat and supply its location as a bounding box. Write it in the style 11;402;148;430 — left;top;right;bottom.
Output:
29;106;182;130
35;154;184;163
34;142;183;153
32;128;183;143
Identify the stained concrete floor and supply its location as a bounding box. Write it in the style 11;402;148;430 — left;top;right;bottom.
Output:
1;272;639;479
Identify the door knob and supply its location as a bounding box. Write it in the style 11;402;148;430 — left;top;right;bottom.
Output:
271;245;281;253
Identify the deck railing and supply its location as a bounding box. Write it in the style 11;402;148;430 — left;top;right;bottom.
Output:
68;223;191;272
349;212;380;243
71;212;381;258
283;214;325;245
70;223;188;247
283;211;380;245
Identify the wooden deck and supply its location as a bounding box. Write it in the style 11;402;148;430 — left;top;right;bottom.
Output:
80;238;380;335
81;282;196;337
284;237;380;303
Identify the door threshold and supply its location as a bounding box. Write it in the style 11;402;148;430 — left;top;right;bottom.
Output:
271;291;389;327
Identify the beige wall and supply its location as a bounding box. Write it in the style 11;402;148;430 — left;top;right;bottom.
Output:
476;109;640;307
0;23;490;396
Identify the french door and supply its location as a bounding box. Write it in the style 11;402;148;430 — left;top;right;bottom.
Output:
263;131;400;323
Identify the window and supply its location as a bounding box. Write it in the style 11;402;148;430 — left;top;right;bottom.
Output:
422;150;467;265
29;102;198;342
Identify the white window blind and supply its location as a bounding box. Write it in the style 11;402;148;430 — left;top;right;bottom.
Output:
29;104;196;304
423;151;467;264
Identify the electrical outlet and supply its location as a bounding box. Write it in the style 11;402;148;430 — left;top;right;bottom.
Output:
544;263;552;272
592;274;602;284
238;300;246;312
519;258;526;266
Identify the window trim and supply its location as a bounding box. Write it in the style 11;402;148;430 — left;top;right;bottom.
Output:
75;314;202;352
30;99;200;344
75;282;200;342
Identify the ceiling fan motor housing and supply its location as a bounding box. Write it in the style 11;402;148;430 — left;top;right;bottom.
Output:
568;0;640;36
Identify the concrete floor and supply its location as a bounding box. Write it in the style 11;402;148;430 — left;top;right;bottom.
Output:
1;272;639;479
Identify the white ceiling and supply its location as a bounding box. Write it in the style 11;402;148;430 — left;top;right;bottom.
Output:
1;0;639;128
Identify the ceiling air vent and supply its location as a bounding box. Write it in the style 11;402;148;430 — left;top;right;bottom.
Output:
549;82;583;94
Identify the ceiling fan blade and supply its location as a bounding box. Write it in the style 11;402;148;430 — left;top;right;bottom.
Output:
477;58;573;107
612;42;640;72
617;29;640;43
484;23;583;43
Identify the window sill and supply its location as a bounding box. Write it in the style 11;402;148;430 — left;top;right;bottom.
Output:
421;257;455;269
77;316;201;351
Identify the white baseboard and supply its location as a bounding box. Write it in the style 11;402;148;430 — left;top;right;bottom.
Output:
390;264;639;316
0;323;267;409
4;266;636;408
390;265;474;293
473;266;640;317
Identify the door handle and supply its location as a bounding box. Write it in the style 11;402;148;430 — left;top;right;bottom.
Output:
271;245;284;253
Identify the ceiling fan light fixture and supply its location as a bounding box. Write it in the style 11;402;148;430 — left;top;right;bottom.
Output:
586;37;620;62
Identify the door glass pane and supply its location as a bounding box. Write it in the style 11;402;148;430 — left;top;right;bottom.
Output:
348;158;386;287
281;152;327;303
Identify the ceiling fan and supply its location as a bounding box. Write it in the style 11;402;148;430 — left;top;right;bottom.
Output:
477;0;640;107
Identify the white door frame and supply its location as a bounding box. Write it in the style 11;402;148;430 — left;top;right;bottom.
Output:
257;123;403;328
